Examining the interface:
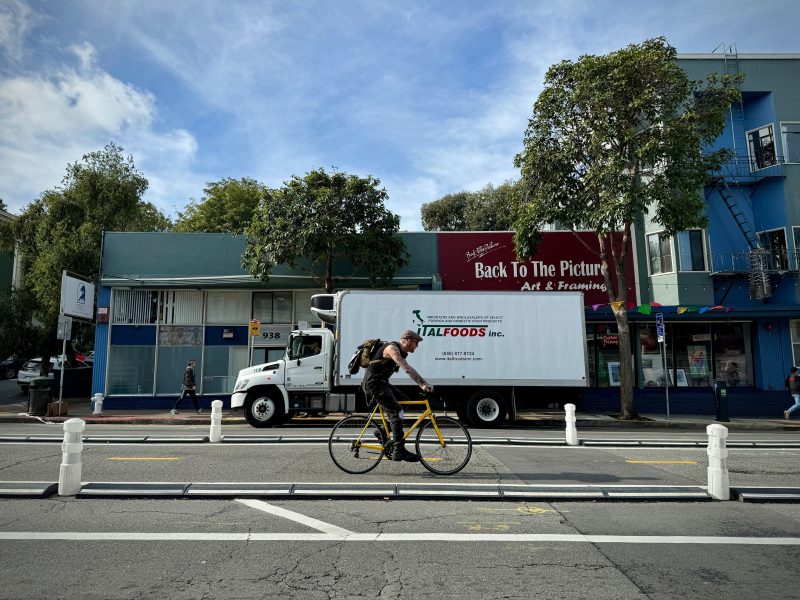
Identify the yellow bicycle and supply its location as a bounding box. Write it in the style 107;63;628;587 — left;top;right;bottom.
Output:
328;398;472;475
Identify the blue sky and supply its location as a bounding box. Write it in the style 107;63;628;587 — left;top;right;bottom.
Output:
1;0;799;230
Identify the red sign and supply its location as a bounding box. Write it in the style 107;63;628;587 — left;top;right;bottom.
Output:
437;232;636;305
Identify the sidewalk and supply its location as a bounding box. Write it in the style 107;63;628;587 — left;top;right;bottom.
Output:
1;396;797;430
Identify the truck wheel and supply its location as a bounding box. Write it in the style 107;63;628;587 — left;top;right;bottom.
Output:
467;391;506;427
244;391;285;428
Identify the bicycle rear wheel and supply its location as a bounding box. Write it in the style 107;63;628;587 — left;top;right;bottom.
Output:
328;415;385;474
415;416;472;475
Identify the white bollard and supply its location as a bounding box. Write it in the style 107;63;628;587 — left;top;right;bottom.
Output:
92;393;104;415
58;418;85;496
706;423;730;501
209;399;223;443
564;403;579;446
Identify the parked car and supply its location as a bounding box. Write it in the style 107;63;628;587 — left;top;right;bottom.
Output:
16;357;90;393
1;356;28;380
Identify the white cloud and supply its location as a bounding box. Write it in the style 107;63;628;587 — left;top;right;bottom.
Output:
0;0;41;64
0;42;202;215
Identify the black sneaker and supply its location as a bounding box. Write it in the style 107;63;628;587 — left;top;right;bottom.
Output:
392;447;420;463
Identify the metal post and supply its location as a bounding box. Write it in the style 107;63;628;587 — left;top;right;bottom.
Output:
58;337;67;414
209;399;223;443
661;340;670;421
706;424;730;501
564;403;578;446
92;393;104;415
58;418;85;496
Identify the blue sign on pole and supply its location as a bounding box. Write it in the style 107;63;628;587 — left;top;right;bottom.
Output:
655;312;664;342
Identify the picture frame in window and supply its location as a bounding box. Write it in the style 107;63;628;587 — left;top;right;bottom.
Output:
608;362;621;387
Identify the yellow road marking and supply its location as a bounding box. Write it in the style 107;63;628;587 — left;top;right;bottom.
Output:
478;506;558;515
107;457;180;461
626;460;697;465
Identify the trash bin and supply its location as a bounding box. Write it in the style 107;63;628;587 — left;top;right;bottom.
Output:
27;377;52;416
713;379;730;422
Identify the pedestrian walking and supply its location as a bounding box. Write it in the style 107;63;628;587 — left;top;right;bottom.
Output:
784;366;799;420
171;359;201;414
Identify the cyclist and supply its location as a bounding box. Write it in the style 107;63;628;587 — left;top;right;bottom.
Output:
362;329;433;462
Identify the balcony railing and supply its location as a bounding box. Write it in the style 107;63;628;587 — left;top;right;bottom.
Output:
710;250;799;273
708;154;786;184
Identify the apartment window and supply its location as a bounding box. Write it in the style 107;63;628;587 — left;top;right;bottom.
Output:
758;228;789;271
747;124;777;170
792;321;800;367
677;230;706;271
781;122;800;164
647;233;673;274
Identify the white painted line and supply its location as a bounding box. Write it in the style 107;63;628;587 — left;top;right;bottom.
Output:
0;532;798;545
235;498;353;536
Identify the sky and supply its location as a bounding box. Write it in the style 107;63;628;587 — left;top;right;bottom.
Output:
1;1;799;231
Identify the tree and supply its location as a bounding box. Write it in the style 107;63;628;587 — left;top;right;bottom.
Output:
0;198;7;212
174;177;266;233
243;168;407;293
0;143;171;362
421;182;519;231
513;37;741;419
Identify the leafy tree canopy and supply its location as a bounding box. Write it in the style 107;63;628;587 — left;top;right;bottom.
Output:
421;181;518;231
513;37;741;418
0;143;171;358
174;177;266;233
243;168;407;292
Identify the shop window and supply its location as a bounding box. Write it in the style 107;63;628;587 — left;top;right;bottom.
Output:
206;291;250;324
107;346;155;395
780;122;800;164
155;326;202;395
252;292;293;324
677;230;706;271
672;324;712;387
639;325;672;387
112;289;157;324
791;321;800;368
713;323;751;387
158;290;203;325
586;323;620;387
202;346;249;393
747;124;777;170
647;233;673;274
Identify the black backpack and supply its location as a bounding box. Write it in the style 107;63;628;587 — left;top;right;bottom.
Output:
347;338;386;374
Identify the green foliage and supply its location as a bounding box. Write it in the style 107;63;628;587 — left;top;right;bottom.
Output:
3;143;171;355
174;177;266;233
512;37;741;418
243;168;407;292
0;288;47;360
421;181;519;231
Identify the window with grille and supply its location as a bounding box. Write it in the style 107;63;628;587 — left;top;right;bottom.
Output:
112;289;157;324
158;290;203;324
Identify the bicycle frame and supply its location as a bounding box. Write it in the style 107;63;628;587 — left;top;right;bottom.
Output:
355;399;447;453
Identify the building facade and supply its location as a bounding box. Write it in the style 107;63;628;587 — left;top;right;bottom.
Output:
91;52;800;417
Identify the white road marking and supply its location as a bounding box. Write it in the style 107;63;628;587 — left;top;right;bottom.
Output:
235;498;353;536
0;532;798;544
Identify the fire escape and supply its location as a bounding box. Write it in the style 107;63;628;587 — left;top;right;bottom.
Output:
707;44;786;300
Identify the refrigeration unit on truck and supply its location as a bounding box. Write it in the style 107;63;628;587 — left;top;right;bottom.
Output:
231;290;588;428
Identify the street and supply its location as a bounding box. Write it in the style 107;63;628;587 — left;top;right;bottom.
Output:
1;415;800;599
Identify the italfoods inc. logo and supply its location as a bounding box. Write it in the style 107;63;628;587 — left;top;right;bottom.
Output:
411;309;504;338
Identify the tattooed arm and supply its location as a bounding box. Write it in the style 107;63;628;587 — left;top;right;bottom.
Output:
385;344;433;392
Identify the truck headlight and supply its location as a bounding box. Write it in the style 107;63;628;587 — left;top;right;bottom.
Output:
234;378;249;392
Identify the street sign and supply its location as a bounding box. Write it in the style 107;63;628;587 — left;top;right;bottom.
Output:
57;315;73;341
249;320;261;337
655;312;664;343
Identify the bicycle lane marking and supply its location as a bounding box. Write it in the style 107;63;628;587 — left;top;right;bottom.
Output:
236;498;353;537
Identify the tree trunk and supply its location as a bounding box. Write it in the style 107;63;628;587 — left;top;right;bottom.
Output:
611;304;637;419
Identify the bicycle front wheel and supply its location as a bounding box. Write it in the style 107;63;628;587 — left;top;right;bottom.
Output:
328;416;385;474
415;416;472;475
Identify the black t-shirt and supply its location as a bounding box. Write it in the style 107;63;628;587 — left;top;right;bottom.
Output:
362;341;406;390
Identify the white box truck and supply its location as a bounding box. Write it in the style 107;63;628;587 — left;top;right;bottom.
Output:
231;290;588;428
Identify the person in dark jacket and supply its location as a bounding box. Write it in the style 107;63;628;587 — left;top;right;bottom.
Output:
784;366;799;420
171;360;200;414
362;330;433;462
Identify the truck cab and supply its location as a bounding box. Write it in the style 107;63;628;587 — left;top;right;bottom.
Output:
231;327;354;427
